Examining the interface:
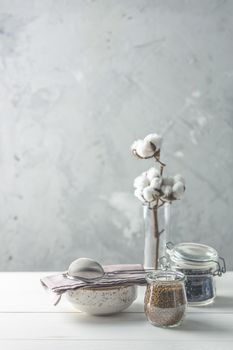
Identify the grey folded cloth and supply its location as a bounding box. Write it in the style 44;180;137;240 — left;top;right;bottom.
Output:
41;264;146;297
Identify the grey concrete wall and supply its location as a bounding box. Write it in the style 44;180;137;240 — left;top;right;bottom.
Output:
0;0;232;271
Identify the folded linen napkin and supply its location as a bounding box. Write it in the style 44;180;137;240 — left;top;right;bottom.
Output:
41;264;146;304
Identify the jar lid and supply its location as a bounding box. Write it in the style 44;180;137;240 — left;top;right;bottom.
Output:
146;270;186;284
173;242;218;262
167;242;219;270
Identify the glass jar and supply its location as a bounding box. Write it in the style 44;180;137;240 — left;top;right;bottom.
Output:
167;242;226;306
143;202;171;269
144;270;187;328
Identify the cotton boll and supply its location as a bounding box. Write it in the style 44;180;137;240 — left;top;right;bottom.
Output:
144;133;162;151
131;140;139;153
131;139;143;157
136;139;155;158
150;177;162;190
131;139;151;158
172;181;185;199
133;140;144;157
162;177;174;186
133;175;149;189
143;186;157;202
142;171;147;177
146;167;160;182
161;185;172;198
131;140;138;151
150;199;157;208
173;174;185;186
134;189;145;203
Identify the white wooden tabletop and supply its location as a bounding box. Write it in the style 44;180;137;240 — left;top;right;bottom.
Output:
0;272;232;350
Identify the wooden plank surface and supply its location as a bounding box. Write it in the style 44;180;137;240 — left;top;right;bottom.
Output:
1;340;233;350
0;312;233;340
0;272;232;349
0;272;232;313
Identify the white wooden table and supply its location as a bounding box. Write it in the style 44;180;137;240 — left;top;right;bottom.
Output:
0;272;232;350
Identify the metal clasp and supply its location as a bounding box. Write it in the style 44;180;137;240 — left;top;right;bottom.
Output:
212;257;226;277
166;241;175;250
159;256;171;270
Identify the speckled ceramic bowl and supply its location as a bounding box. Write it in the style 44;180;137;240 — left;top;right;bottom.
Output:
66;285;138;315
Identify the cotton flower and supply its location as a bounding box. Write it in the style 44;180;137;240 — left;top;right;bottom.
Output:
143;186;159;202
131;140;143;158
131;133;163;159
133;164;185;205
131;139;154;158
144;133;162;152
172;181;185;199
172;174;185;199
146;167;160;182
133;174;149;189
161;185;172;198
173;174;185;186
150;177;162;190
150;199;158;208
161;177;174;187
133;166;162;205
134;189;145;203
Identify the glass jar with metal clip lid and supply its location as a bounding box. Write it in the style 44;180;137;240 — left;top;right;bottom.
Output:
167;242;226;306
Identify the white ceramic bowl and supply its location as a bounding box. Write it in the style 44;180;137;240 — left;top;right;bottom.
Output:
66;285;137;315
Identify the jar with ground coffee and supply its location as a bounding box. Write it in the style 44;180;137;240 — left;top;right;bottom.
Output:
144;270;187;328
167;242;226;306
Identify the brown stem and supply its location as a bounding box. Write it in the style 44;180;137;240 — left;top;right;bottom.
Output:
160;165;164;176
152;203;159;269
153;151;166;176
159;229;165;236
155;156;166;169
149;147;166;268
157;202;165;209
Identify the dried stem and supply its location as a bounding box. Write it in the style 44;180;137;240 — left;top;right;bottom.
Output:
155;157;166;168
157;202;165;209
150;150;166;269
152;204;159;269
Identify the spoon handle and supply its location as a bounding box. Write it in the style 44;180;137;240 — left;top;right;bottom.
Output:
106;268;154;275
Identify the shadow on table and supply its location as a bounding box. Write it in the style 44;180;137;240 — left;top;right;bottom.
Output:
67;310;147;325
209;295;233;310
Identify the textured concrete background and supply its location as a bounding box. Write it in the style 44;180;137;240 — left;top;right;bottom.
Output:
0;0;232;271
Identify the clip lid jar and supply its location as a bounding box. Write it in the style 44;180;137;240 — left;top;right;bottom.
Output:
167;242;226;306
144;270;187;328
